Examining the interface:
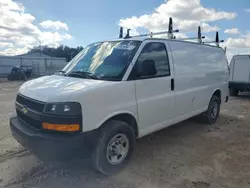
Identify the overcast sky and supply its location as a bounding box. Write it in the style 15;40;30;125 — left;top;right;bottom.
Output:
1;0;250;61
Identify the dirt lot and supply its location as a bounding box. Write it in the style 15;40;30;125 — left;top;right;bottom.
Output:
0;80;250;188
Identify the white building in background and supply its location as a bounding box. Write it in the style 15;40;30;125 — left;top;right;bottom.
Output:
0;52;67;77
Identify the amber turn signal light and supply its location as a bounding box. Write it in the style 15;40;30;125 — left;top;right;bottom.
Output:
42;122;80;132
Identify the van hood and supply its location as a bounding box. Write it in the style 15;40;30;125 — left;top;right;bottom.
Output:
19;75;106;102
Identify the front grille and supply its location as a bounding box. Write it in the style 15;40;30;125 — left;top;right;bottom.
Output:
16;94;45;112
17;111;42;129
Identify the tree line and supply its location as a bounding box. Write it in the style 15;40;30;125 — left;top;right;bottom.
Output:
28;45;84;62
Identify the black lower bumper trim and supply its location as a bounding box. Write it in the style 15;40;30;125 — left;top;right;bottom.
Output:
10;117;96;160
229;81;250;90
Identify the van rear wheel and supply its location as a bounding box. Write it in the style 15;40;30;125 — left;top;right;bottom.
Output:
91;120;135;175
201;95;220;125
229;88;238;96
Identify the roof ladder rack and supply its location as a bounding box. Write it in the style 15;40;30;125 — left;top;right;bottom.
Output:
118;17;225;48
120;17;179;39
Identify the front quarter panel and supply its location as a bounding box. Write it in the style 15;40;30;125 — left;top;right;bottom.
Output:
69;81;137;132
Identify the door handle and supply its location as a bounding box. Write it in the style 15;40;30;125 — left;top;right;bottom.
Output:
171;78;175;91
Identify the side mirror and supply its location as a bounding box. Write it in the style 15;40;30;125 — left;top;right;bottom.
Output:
138;60;157;77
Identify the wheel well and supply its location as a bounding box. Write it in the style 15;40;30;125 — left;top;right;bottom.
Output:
104;114;138;137
213;89;221;102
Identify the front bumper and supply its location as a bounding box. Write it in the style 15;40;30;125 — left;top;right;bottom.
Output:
10;117;96;160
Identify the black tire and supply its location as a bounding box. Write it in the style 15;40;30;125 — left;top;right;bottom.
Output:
229;88;238;96
7;75;12;81
21;72;27;81
201;95;220;125
91;120;136;175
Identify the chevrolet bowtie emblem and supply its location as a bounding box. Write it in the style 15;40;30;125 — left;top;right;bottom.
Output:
21;107;28;114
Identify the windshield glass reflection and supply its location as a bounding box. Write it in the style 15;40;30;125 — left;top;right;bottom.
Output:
62;40;141;81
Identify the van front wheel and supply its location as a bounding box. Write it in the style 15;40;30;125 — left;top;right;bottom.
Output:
91;120;135;175
201;95;220;125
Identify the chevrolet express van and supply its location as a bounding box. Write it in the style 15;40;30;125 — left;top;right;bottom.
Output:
10;38;229;175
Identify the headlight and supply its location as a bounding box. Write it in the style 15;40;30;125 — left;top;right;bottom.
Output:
43;102;81;115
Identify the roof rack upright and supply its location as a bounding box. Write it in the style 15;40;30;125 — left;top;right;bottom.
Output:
203;32;224;47
124;29;131;39
178;26;205;43
119;27;123;38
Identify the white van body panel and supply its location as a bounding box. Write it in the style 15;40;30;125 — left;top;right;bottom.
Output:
229;55;250;83
69;81;138;132
131;40;176;137
167;40;229;119
19;75;106;102
133;40;229;137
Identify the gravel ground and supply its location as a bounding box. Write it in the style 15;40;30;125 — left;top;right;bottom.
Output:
0;80;250;188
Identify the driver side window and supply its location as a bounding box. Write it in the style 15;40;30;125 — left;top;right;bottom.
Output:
129;42;170;80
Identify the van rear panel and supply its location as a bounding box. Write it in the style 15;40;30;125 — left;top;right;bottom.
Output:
230;56;250;83
167;40;229;115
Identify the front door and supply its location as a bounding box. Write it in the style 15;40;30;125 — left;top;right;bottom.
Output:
128;41;175;136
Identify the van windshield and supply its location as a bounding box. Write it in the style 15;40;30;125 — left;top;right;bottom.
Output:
62;40;141;81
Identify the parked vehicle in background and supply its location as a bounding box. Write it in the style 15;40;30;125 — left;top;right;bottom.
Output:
7;66;32;81
10;27;229;175
229;55;250;96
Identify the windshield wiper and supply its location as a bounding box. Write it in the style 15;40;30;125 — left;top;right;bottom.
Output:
55;70;66;75
67;71;99;79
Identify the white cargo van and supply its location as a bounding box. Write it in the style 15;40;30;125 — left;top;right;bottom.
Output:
229;55;250;96
10;37;229;175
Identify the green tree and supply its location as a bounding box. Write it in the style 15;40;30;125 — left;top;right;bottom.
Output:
28;45;83;62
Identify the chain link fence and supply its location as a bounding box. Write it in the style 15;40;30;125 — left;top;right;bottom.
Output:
0;57;67;78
